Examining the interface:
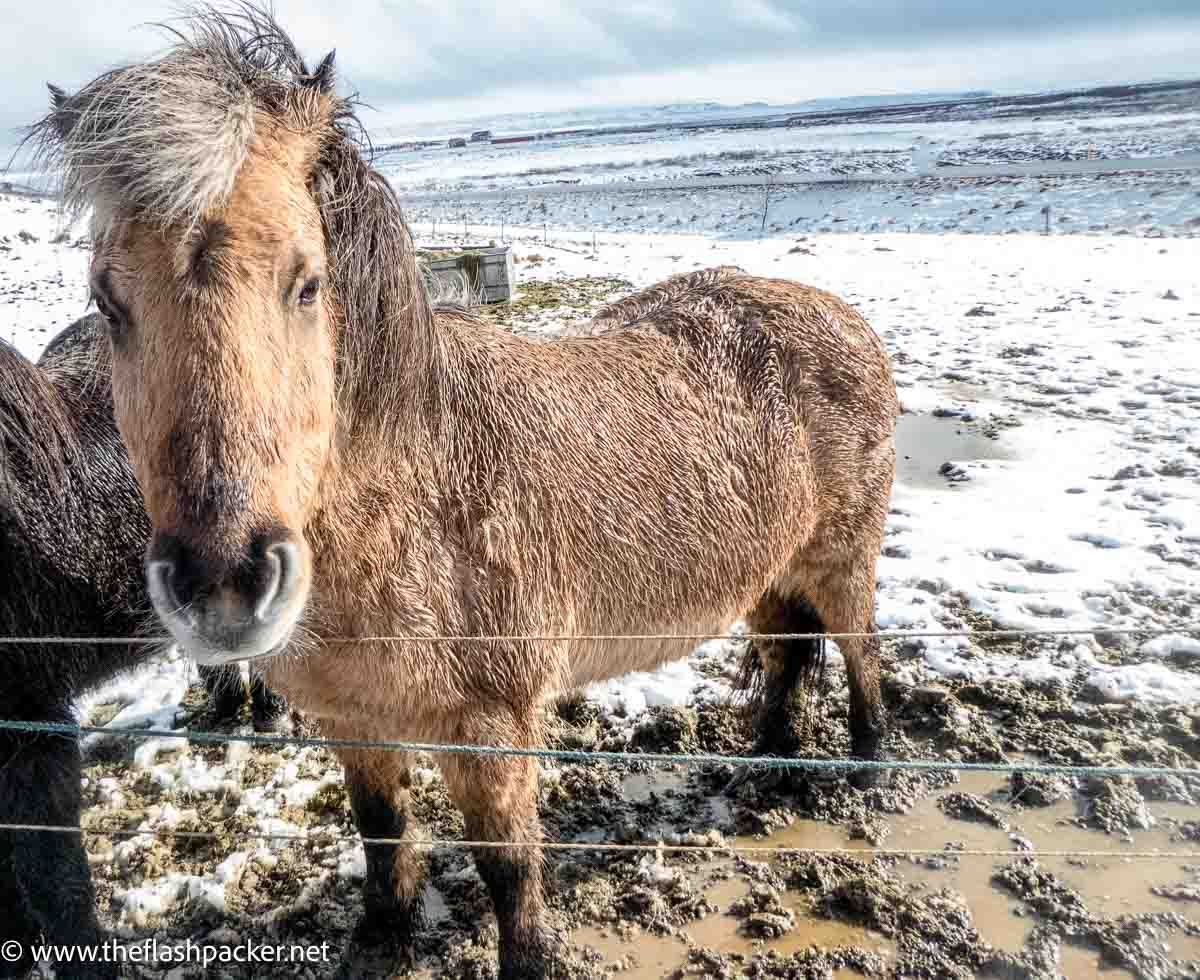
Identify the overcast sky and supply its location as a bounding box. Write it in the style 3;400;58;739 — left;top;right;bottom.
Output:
3;1;1199;146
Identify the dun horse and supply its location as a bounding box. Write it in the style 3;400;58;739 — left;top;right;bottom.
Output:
31;7;898;977
0;314;288;979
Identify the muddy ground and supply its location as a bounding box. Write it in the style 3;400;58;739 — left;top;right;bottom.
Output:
53;274;1200;980
74;627;1200;980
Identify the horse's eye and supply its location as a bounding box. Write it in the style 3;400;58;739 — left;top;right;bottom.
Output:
92;292;127;341
298;278;321;307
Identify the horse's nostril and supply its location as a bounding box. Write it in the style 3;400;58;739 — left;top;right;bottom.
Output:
149;558;190;611
253;547;283;622
254;541;301;623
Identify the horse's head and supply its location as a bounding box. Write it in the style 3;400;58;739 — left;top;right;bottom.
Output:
32;10;358;664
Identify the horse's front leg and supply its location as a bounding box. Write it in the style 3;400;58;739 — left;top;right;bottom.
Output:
247;668;293;733
441;710;570;980
0;830;41;979
1;727;114;980
336;746;425;976
198;663;246;723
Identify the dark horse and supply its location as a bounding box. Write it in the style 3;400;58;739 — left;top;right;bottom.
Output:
0;314;290;979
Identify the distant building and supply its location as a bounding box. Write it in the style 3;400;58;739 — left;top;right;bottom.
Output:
448;137;467;149
470;129;493;142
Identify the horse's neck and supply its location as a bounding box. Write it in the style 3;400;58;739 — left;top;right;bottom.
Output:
309;412;441;591
309;315;516;622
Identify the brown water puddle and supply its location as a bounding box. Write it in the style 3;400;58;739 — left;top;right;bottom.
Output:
573;873;894;979
895;412;1013;490
570;770;1200;978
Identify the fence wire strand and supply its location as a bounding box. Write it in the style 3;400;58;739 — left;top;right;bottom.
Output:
0;623;1198;645
3;718;1200;780
0;820;1196;862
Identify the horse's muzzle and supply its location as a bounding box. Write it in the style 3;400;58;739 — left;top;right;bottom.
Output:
146;529;308;663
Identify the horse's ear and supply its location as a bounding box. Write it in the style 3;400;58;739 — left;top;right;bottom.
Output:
303;50;337;94
46;83;77;139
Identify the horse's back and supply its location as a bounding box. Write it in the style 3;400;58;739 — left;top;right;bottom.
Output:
584;266;897;426
580;267;897;487
38;312;106;368
0;313;147;650
571;264;899;566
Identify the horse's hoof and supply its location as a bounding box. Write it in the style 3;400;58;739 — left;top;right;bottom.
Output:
251;704;295;735
724;763;788;796
340;915;414;980
207;689;246;726
500;927;574;980
250;684;293;733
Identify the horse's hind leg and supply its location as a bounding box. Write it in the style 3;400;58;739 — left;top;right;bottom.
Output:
441;709;567;980
337;747;425;975
796;554;890;790
745;590;826;756
727;590;825;792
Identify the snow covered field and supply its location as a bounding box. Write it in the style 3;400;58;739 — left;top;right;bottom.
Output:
3;171;1199;723
372;88;1200;195
2;116;1200;973
6;190;1198;714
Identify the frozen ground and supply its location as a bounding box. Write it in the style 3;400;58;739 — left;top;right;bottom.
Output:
2;148;1200;975
379;81;1200;245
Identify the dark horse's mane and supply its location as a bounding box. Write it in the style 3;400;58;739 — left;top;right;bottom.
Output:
24;1;435;436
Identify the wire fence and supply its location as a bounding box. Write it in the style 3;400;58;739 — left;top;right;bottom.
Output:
402;160;1200;254
4;621;1200;864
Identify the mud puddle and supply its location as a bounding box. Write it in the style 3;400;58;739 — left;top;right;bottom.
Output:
895;413;1014;490
573;870;894;979
570;769;1200;977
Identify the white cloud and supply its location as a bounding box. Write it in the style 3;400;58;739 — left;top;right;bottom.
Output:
1;1;1197;151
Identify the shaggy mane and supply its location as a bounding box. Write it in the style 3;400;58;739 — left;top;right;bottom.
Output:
24;2;342;229
24;1;434;434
